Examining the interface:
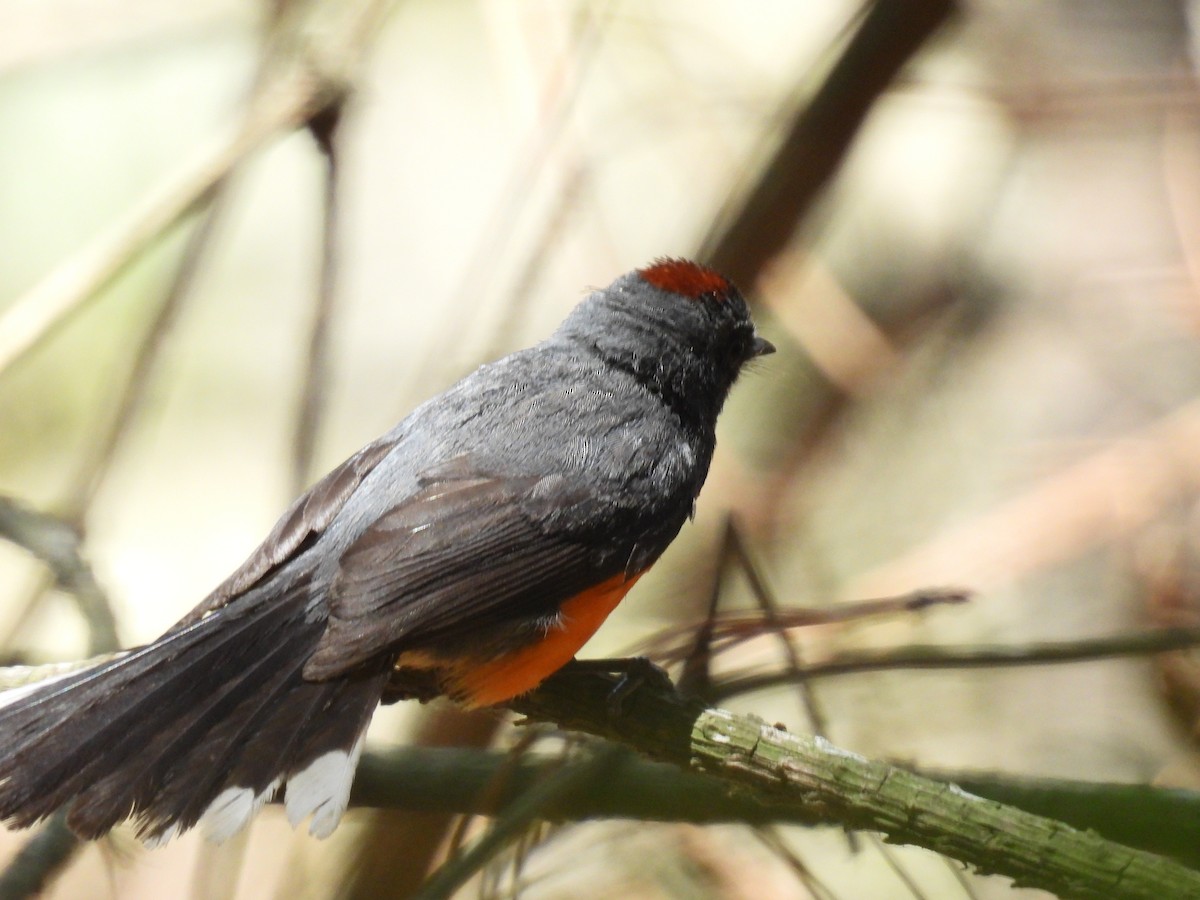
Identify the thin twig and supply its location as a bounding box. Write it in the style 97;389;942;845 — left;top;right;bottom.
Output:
751;827;839;900
873;835;932;900
0;0;395;380
727;518;831;737
0;75;323;378
703;0;957;285
942;854;983;900
411;4;608;396
0;814;76;900
0;119;243;657
674;521;730;697
336;707;506;900
411;745;625;900
650;588;969;668
0;496;122;894
722;519;882;871
441;728;546;866
64;188;231;518
290;93;347;494
0;497;117;655
711;627;1200;700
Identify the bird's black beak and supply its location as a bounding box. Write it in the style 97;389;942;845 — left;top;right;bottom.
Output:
751;335;776;357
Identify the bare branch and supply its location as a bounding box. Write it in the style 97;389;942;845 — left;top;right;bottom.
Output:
0;497;117;655
711;627;1200;700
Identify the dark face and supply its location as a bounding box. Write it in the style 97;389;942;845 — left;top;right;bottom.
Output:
554;260;772;431
690;285;774;393
579;261;773;429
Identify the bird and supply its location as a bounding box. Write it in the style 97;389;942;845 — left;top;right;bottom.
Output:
0;258;773;846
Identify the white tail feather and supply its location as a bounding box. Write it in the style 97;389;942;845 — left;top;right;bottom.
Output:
284;732;366;838
199;775;283;844
142;822;180;849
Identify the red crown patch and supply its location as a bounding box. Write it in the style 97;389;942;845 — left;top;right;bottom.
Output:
637;258;731;300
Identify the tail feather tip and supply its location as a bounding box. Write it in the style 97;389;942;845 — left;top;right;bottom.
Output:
284;733;367;839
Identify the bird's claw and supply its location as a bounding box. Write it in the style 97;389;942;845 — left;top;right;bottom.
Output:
567;657;674;717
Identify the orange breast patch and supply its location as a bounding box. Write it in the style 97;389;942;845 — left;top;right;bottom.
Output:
452;571;643;708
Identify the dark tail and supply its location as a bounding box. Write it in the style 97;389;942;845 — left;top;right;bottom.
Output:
0;589;387;844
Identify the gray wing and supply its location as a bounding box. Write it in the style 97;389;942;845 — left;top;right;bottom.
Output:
302;461;627;680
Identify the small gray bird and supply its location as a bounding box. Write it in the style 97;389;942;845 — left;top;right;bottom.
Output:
0;259;773;845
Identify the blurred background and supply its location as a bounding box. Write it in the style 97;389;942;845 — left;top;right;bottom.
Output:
2;0;1200;897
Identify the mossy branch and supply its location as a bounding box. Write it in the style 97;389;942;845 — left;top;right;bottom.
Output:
504;666;1200;900
350;745;1200;870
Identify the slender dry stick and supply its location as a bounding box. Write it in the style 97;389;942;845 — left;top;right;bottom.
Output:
66;199;229;519
702;0;957;284
290;97;346;494
711;627;1200;700
0;0;394;380
942;855;982;900
751;827;838;900
438;728;555;867
650;590;970;664
674;523;732;698
729;528;945;888
727;519;832;739
0;498;117;655
0;129;245;655
337;708;506;900
411;746;626;900
727;520;873;863
0;815;76;900
412;4;607;395
0;78;319;377
429;731;584;897
0;496;121;899
876;838;933;900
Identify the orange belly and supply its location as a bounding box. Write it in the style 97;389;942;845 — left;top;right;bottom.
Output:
451;571;642;708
